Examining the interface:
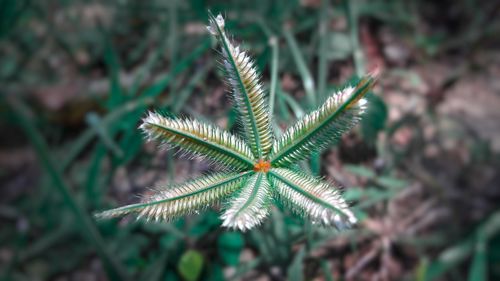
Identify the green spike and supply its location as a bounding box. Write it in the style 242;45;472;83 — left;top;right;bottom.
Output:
270;78;372;167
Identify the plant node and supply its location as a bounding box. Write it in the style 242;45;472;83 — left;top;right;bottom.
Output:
253;160;271;173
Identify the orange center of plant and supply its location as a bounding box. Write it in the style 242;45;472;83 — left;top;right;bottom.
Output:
253;160;271;173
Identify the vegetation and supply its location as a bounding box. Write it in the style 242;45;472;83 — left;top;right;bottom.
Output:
96;14;371;232
1;1;499;280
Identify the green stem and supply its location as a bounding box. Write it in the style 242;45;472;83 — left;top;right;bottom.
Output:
269;37;279;116
425;209;500;280
283;27;316;108
346;0;365;76
318;0;330;101
168;0;179;100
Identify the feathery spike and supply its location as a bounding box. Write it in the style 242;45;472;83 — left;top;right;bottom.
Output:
221;172;270;231
141;111;254;170
270;77;372;167
207;13;273;159
95;172;249;221
269;168;357;229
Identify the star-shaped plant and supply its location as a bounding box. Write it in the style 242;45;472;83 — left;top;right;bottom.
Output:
96;14;374;231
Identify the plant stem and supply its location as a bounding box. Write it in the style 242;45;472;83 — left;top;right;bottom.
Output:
269;36;279;115
283;27;316;108
346;0;365;77
317;0;330;101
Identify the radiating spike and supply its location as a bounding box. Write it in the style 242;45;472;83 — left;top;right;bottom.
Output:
269;168;357;229
95;172;250;221
221;172;270;231
207;13;273;159
140;111;255;170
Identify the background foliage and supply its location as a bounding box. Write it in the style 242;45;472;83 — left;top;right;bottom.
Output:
1;0;500;280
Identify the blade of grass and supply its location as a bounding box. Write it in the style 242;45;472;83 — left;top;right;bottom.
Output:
320;260;335;281
168;0;179;102
468;230;487;281
269;36;279;116
287;246;306;281
425;209;500;280
18;223;72;262
283;27;316;108
268;209;290;261
256;18;285;125
85;112;124;159
170;62;212;113
141;251;169;281
85;143;108;207
7;98;130;281
60;38;211;172
276;88;292;122
283;24;323;176
128;14;172;98
278;91;305;119
60;96;153;171
103;34;124;109
345;0;365;76
256;16;275;39
317;0;330;101
249;231;273;264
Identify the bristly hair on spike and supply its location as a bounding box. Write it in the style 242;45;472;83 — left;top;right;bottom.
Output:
270;78;372;167
207;12;273;159
95;12;376;232
96;172;250;222
140;112;255;170
221;172;270;231
269;168;357;229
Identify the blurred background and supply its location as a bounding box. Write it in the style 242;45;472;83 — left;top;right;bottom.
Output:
1;0;500;280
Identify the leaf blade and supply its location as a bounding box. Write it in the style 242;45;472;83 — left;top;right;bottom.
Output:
283;27;316;108
468;233;487;281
